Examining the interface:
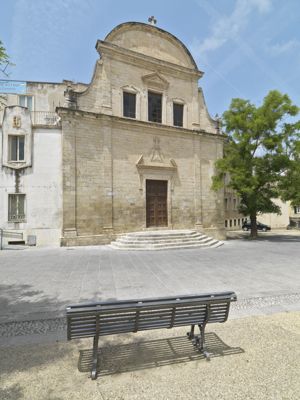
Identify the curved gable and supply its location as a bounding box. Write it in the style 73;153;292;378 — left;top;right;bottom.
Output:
105;22;198;70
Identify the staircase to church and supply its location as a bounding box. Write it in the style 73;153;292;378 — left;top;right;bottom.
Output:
109;230;224;250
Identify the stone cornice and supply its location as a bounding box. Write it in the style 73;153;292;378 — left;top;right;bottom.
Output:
56;107;225;141
96;40;203;80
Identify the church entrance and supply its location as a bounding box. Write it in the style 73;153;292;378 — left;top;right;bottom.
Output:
146;180;168;227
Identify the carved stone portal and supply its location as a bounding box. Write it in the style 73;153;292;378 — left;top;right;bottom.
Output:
136;136;177;192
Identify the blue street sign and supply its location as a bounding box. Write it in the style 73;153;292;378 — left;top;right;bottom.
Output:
0;80;27;94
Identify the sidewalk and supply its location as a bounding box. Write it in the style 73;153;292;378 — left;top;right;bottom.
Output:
1;311;299;400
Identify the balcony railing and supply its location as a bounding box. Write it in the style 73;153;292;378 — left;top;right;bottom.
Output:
31;111;61;126
8;214;26;223
0;110;61;126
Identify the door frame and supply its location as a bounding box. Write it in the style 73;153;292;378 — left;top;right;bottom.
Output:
146;179;168;228
140;174;173;229
136;159;177;230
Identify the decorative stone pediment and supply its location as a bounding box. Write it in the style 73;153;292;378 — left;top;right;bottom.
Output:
135;136;177;192
2;106;32;170
141;72;169;90
136;154;177;171
136;136;177;171
121;84;139;94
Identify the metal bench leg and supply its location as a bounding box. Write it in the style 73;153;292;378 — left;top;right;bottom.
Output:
187;324;195;339
91;335;99;380
198;324;210;360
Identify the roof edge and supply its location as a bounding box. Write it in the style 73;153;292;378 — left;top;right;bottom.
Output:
104;22;199;70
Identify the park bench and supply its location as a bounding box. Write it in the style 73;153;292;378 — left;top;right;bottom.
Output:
66;291;237;379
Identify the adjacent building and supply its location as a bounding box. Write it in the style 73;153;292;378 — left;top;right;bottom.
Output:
0;81;65;246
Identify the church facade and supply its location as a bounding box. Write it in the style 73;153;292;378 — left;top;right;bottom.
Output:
59;22;225;245
0;22;226;247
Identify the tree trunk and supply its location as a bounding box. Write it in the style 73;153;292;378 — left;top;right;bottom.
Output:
250;213;258;239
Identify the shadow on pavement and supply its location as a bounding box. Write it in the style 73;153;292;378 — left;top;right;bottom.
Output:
227;231;300;242
78;332;244;376
0;384;23;400
0;283;65;322
0;341;72;376
253;234;300;242
0;283;110;323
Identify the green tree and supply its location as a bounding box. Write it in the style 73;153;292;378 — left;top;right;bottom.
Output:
0;40;10;109
278;139;300;206
0;40;9;70
212;90;300;238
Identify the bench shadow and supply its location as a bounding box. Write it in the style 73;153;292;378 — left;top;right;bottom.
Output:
78;332;244;376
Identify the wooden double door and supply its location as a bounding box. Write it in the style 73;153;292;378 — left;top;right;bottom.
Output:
146;180;168;227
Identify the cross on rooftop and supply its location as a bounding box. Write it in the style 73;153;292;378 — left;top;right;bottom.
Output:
148;16;157;26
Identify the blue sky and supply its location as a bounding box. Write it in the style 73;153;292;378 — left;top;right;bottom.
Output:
1;0;300;116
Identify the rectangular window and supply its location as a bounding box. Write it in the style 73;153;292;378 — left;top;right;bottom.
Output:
225;198;228;210
148;91;162;123
225;220;228;228
123;92;136;118
19;95;33;111
9;135;25;161
233;198;237;210
8;194;26;222
173;103;183;127
294;206;300;214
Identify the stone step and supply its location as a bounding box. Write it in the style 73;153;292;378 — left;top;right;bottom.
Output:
113;238;217;248
110;229;224;251
116;234;207;244
116;230;200;240
110;241;223;251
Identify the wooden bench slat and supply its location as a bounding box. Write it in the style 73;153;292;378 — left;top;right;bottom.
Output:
66;293;236;315
67;291;236;308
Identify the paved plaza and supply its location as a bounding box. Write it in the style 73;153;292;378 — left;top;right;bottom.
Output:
1;231;300;399
0;230;300;326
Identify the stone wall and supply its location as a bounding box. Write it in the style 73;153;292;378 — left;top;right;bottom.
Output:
60;109;225;245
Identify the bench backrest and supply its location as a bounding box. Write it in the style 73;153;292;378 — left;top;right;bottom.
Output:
66;292;237;340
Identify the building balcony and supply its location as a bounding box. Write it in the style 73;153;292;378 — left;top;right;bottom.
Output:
8;214;26;223
0;111;61;127
31;111;61;126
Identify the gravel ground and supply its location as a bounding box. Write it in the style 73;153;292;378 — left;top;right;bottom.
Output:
0;311;299;400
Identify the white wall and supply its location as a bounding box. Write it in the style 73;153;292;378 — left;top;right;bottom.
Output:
0;127;62;246
258;199;290;229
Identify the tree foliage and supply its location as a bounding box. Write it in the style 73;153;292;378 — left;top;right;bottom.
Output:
278;139;300;206
0;40;9;68
212;90;300;238
0;39;10;109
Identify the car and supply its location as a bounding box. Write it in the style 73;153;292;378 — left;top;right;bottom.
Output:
242;221;271;232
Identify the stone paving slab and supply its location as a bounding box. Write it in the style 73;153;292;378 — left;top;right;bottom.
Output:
1;232;300;325
0;312;299;400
